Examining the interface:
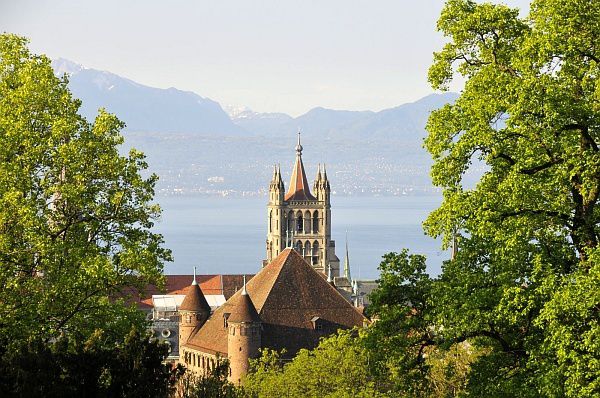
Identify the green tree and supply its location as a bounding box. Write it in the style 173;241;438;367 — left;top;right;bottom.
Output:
0;328;182;397
418;0;600;396
365;251;484;398
365;251;435;397
243;331;387;398
0;34;170;346
176;359;239;398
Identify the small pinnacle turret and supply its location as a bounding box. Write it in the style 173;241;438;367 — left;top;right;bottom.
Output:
277;164;284;189
343;233;352;282
322;164;331;191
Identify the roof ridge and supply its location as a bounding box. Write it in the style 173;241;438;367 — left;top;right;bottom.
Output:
258;250;297;313
251;249;294;312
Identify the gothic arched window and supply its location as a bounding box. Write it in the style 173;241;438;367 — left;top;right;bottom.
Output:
304;210;312;234
287;210;294;231
313;210;319;233
297;213;303;233
269;210;272;233
295;240;303;255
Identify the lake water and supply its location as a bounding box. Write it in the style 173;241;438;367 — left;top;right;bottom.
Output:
154;195;447;279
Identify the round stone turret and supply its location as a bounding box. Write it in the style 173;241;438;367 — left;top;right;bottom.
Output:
227;280;261;384
178;269;211;352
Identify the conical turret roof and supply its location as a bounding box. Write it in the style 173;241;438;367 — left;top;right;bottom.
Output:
180;273;211;312
227;291;260;323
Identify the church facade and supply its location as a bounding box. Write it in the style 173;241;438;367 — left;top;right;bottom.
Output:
265;133;340;277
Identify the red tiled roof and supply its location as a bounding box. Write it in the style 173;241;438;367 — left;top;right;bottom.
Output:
185;249;365;357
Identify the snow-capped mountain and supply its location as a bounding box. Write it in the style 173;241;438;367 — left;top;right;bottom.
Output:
52;58;244;135
51;58;460;195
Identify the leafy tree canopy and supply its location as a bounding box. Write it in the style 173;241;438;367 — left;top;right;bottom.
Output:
176;359;239;398
418;0;600;396
0;34;171;346
0;328;182;398
243;331;387;398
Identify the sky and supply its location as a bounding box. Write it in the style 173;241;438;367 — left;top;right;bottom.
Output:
1;0;530;116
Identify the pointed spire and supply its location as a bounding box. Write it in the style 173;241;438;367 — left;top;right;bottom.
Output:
327;263;332;283
316;163;322;181
285;132;316;201
242;275;248;296
180;267;211;313
322;163;328;180
277;164;284;188
228;282;260;323
344;232;352;281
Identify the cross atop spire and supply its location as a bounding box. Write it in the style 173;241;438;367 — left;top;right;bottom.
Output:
295;130;303;154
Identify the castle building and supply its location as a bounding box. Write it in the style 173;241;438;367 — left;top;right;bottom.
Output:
178;249;365;384
265;133;340;277
132;273;251;360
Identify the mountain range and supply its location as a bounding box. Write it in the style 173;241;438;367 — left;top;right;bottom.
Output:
51;58;459;196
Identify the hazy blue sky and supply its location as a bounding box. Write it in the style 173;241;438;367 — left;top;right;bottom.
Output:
1;0;530;116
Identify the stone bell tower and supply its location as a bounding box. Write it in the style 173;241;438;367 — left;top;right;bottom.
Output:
265;132;340;277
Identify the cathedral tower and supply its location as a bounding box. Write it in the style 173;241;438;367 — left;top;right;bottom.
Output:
265;133;340;277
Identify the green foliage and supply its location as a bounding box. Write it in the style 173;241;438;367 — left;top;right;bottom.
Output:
243;331;387;398
415;0;600;396
364;251;486;398
365;251;435;396
176;359;240;398
0;33;171;346
0;328;182;397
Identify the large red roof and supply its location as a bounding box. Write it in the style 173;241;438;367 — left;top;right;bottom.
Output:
185;249;365;357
